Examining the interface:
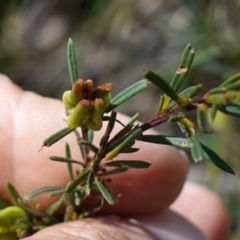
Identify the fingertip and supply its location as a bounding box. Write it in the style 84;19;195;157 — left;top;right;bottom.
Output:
171;182;231;240
101;144;189;215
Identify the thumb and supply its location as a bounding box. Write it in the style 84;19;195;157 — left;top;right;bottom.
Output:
23;216;156;240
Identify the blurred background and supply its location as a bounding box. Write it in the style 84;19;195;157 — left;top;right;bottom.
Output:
0;0;239;238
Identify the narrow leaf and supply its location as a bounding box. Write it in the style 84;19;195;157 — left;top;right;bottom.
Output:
45;198;63;220
43;127;75;148
49;156;84;166
106;79;149;112
197;109;213;133
86;172;94;195
217;102;240;118
48;188;66;197
144;70;179;101
66;169;89;193
100;111;117;147
169;84;202;109
141;135;234;174
78;140;99;153
0;198;9;210
221;73;240;87
67;38;79;86
170;44;195;92
105;160;150;169
6;182;22;206
17;199;47;217
105;128;142;160
141;135;191;149
108;124;132;146
94;176;114;204
65;143;74;180
24;186;65;201
200;143;235;174
120;147;139;153
208;104;218;123
98;168;128;176
127;113;139;125
87;129;94;143
188;136;205;162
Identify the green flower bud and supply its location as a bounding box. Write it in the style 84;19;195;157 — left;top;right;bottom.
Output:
83;79;93;99
67;99;94;129
70;79;84;104
62;90;75;109
92;83;113;110
89;98;104;130
0;206;29;237
63;79;113;131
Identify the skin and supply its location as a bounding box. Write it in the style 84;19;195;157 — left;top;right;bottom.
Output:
0;74;231;240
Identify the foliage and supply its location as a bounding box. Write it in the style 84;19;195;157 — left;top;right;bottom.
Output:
1;40;239;238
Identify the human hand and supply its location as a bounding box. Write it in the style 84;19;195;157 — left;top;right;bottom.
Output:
0;75;231;240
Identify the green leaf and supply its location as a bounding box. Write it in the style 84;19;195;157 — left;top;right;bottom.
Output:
217;102;240;118
200;143;234;174
0;198;9;210
197;109;213;133
46;199;63;216
94;176;114;204
170;44;195;92
140;135;234;174
120;147;139;153
144;70;179;102
65;143;74;180
87;129;94;143
205;91;237;104
24;186;65;201
98;168;128;176
49;156;84;166
208;104;218;123
221;73;240;87
126;113;139;125
169;84;202;109
86;172;95;195
78;140;99;153
48;188;66;197
43;127;75;148
105;160;150;169
67;38;79;86
108;125;132;146
140;135;191;149
6;182;22;206
106;80;148;112
66;169;89;193
17;199;48;217
105;128;142;160
188;135;205;162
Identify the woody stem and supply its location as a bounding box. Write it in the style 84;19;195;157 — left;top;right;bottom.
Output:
81;128;90;164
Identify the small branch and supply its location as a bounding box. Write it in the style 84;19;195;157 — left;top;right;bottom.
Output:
81;128;90;164
140;97;212;132
140;106;181;131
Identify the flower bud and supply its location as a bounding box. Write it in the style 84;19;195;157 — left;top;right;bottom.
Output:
66;99;94;129
70;79;84;104
62;90;75;109
83;79;93;99
92;83;113;110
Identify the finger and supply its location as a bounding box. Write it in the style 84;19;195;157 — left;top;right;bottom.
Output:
170;182;231;240
23;210;207;240
0;75;188;214
23;216;157;240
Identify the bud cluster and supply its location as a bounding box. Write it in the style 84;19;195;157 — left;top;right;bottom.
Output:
62;79;113;130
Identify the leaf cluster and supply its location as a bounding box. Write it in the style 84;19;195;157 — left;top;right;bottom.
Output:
1;40;239;238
